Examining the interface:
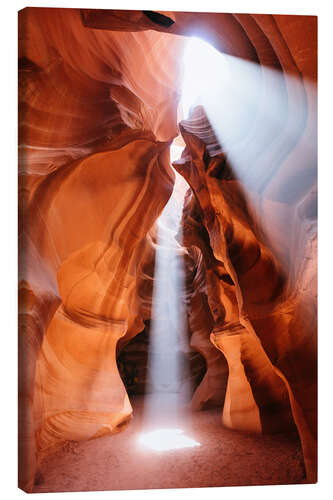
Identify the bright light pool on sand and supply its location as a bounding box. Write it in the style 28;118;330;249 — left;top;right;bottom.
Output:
138;428;200;452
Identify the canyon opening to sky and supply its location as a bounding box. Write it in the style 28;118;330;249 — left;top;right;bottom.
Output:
18;7;317;494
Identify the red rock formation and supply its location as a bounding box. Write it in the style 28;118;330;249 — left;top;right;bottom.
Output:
174;14;317;481
18;7;317;490
174;88;316;480
18;7;184;490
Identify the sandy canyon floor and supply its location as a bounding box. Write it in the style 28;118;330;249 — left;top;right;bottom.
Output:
33;395;306;493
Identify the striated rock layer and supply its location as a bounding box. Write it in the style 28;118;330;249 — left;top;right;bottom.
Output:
18;7;317;491
174;74;316;479
172;13;317;481
18;7;184;490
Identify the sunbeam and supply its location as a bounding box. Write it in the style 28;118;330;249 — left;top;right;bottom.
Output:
140;140;191;441
179;35;317;271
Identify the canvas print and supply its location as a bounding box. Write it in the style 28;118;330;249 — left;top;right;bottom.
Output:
18;7;317;493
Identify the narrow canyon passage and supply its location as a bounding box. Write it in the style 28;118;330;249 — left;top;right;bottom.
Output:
18;8;317;493
32;144;306;493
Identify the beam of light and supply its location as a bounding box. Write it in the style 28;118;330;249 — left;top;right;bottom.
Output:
138;428;200;452
180;36;231;120
179;36;317;272
141;141;191;445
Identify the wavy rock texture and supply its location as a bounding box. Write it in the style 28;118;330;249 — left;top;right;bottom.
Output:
18;7;317;491
174;14;317;475
18;7;184;491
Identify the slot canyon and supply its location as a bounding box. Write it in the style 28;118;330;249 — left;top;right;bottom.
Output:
18;7;317;493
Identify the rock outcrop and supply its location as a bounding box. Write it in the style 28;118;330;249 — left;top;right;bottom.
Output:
174;58;316;478
18;7;184;490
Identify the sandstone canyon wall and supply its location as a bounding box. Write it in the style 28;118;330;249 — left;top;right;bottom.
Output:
18;8;317;491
